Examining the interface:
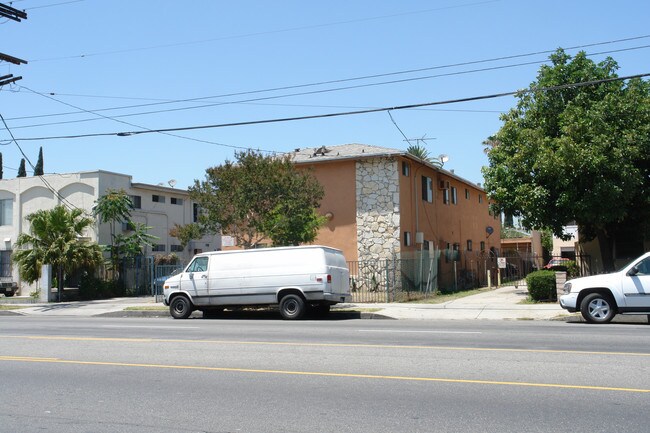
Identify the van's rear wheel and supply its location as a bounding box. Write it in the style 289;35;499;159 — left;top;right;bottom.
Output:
279;294;306;320
170;296;192;319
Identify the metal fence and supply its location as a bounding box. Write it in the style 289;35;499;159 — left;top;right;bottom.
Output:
347;249;550;303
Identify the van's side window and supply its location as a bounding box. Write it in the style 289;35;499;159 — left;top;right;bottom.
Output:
187;257;208;272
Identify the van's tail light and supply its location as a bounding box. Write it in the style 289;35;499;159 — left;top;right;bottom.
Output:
316;275;332;283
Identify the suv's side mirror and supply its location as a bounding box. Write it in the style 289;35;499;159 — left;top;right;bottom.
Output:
627;266;639;277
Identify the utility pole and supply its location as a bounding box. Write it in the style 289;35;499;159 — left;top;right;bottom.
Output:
0;2;28;86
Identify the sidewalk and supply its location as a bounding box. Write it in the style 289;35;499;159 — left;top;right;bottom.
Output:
2;284;574;321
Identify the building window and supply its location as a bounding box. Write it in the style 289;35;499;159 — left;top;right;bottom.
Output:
478;194;483;204
170;244;184;252
443;188;449;205
152;244;166;252
480;241;486;252
467;240;473;251
421;176;433;202
129;195;141;209
465;189;470;200
171;197;183;205
451;187;458;205
453;243;460;261
404;232;412;247
0;250;11;277
402;161;410;177
0;199;12;226
423;240;430;252
152;194;165;203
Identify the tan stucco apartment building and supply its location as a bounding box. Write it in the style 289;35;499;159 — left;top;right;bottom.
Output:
292;144;501;265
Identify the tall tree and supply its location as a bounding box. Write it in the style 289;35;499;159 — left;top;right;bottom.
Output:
190;150;325;248
34;147;44;176
17;158;26;177
482;50;650;271
92;189;134;274
12;205;104;302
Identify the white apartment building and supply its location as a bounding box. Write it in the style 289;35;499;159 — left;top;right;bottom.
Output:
0;170;220;295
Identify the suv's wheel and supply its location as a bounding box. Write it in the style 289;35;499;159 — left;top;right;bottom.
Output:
580;293;616;324
279;294;306;320
170;296;192;319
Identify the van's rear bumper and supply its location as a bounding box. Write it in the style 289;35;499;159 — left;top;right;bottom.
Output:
323;293;349;304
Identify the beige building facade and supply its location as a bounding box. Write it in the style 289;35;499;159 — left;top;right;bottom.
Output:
0;170;220;295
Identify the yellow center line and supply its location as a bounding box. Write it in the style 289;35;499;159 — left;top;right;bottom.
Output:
0;355;647;393
2;334;650;357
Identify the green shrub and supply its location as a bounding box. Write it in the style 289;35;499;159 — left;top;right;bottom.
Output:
526;270;556;301
565;260;579;278
79;275;126;300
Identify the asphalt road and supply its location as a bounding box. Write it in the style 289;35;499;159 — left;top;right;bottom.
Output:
1;316;649;433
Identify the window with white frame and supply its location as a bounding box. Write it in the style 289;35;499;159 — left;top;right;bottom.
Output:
451;187;458;205
152;194;165;203
171;197;183;205
404;232;412;246
0;199;12;226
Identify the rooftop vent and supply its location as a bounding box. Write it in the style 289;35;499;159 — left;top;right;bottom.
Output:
313;146;330;156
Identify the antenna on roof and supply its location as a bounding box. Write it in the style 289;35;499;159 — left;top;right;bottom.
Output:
168;179;177;188
403;134;436;145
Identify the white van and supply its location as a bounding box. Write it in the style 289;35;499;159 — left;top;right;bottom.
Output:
163;245;350;320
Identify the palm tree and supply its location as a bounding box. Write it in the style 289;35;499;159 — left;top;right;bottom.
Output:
406;144;432;163
12;205;104;302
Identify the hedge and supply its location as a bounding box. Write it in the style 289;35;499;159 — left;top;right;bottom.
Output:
526;270;556;301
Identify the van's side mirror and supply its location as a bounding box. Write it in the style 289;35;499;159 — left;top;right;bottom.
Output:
627;267;639;277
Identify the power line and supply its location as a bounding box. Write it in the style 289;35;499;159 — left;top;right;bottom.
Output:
6;35;650;123
12;72;649;142
19;86;280;153
0;112;80;211
8;43;650;133
24;0;84;10
28;0;500;62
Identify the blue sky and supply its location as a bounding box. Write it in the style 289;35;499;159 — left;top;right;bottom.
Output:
2;0;649;190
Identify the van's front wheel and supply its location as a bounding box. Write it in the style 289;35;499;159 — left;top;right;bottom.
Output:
279;294;306;320
170;296;192;319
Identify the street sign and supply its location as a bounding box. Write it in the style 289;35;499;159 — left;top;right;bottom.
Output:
497;257;507;269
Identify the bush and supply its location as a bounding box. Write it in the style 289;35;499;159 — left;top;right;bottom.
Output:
565;260;579;278
79;274;126;300
526;270;556;301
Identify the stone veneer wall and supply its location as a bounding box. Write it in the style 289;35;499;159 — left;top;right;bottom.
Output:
355;157;401;262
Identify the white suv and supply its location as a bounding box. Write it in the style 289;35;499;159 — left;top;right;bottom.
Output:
560;252;650;323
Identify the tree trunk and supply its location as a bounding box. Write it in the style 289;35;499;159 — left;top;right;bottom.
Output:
596;228;615;272
57;264;64;302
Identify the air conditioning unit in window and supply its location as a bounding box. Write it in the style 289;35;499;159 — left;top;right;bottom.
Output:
438;180;449;190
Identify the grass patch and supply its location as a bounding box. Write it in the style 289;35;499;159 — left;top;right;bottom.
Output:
0;305;24;310
518;297;557;304
402;287;494;304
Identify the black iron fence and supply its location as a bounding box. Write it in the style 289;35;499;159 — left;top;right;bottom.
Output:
347;249;556;303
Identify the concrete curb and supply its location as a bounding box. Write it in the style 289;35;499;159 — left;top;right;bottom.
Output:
97;309;395;320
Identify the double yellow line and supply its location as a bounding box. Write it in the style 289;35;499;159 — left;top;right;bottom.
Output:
1;353;649;394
